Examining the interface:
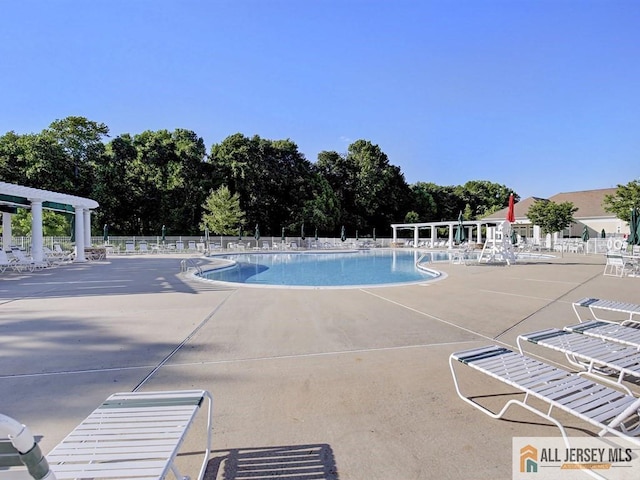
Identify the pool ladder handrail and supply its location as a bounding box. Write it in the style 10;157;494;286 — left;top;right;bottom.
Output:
180;258;202;274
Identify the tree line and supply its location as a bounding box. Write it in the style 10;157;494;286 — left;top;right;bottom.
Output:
0;116;520;238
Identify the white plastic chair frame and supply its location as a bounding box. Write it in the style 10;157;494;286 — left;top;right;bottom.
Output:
572;297;640;325
450;345;640;449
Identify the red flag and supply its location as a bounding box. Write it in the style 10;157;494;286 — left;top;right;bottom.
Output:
506;194;515;223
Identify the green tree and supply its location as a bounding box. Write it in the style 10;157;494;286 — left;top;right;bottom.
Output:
200;185;245;235
526;200;578;235
404;211;420;223
10;209;69;236
301;172;340;233
93;134;138;234
456;180;517;218
603;180;640;222
414;183;459;221
209;134;315;234
0;131;26;183
348;140;412;230
315;150;356;226
409;182;438;221
44;116;109;196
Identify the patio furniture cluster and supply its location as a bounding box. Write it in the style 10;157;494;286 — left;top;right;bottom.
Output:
450;297;640;447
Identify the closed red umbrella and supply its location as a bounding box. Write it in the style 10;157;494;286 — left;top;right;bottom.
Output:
506;194;515;223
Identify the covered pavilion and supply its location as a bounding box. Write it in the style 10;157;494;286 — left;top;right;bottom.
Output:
0;181;99;262
390;219;498;247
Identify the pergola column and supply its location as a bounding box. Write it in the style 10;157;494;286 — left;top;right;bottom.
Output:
476;223;483;244
74;206;86;262
431;225;436;246
83;209;91;247
448;223;454;248
414;226;419;247
392;226;397;245
2;212;11;251
30;200;44;262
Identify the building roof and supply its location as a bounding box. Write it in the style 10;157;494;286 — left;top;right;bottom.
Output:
482;188;617;221
0;181;98;212
482;196;544;221
548;188;616;218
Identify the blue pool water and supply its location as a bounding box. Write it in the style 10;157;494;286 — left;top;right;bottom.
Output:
199;250;446;287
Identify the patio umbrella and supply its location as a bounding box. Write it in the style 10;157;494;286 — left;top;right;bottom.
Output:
281;227;285;242
511;229;518;245
204;226;209;244
601;229;606;239
340;225;346;242
161;225;166;243
356;230;359;241
454;210;466;244
372;228;376;241
506;193;515;223
300;222;305;240
254;223;260;242
238;226;243;240
630;208;640;246
103;224;109;242
314;227;318;241
581;225;590;242
69;215;75;243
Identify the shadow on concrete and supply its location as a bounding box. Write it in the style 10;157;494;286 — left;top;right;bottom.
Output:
0;257;234;300
205;444;339;480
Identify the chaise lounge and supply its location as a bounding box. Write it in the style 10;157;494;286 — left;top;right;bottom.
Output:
450;345;640;446
1;389;213;480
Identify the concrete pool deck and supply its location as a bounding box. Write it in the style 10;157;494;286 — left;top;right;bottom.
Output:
0;250;637;479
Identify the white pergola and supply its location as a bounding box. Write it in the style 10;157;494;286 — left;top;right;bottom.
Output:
390;220;498;248
0;181;99;262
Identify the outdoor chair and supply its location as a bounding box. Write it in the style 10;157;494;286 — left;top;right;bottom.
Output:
1;389;213;480
603;253;632;277
450;345;640;447
572;297;640;325
124;242;136;254
517;328;640;395
565;320;640;350
176;241;185;252
188;240;196;252
9;249;47;271
42;247;64;266
138;242;148;254
0;250;18;273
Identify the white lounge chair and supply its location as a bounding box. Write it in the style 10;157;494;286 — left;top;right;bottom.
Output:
53;244;69;256
0;250;18;273
517;328;640;395
10;249;47;271
565;320;640;350
176;241;185;252
604;253;633;277
450;345;640;446
42;247;64;266
124;242;136;254
1;389;213;480
138;242;148;254
572;297;640;325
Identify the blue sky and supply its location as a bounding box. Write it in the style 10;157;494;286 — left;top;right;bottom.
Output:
1;0;638;199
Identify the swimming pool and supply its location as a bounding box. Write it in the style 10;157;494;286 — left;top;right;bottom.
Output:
199;250;445;288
